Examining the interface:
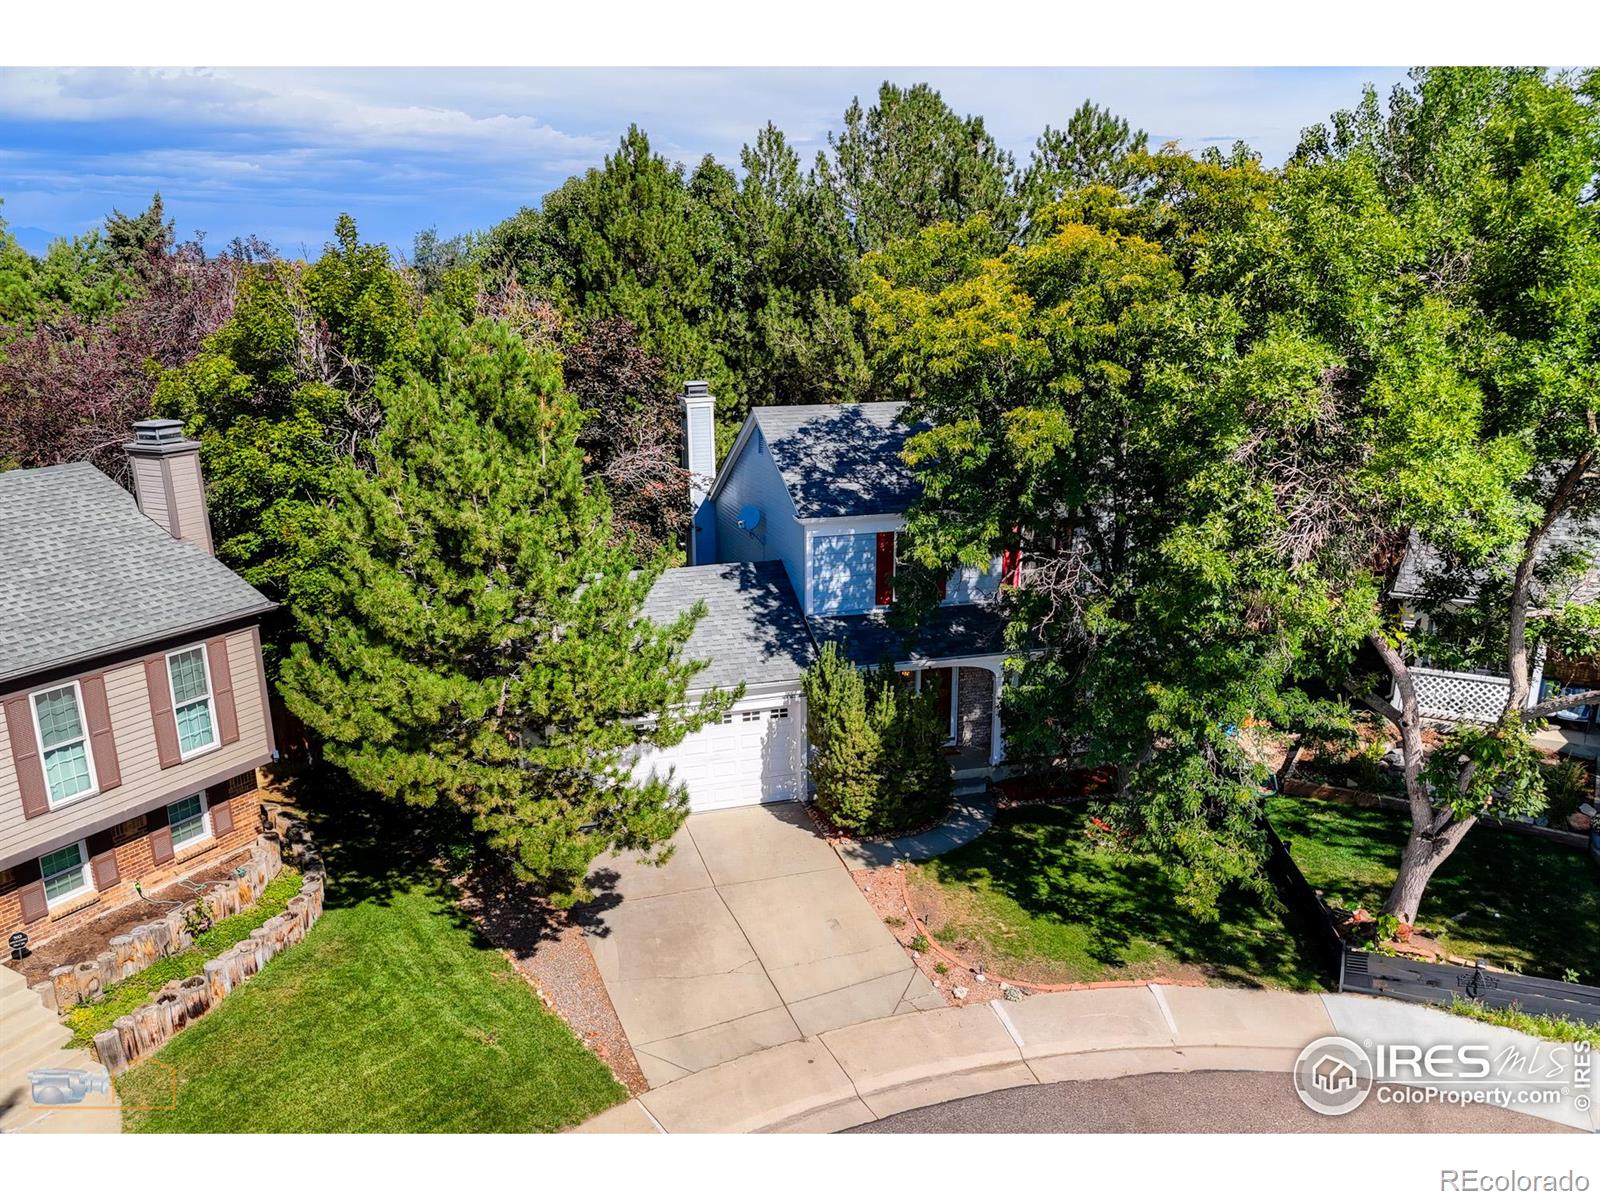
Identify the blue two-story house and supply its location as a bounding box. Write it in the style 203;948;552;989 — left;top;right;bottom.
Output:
631;382;1014;812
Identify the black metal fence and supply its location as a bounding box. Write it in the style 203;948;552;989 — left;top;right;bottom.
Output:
1263;820;1600;1025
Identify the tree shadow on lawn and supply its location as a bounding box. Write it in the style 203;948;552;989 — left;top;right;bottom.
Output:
1270;796;1600;982
921;807;1326;989
263;762;566;955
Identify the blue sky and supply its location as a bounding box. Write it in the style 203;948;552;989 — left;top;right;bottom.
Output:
0;67;1413;259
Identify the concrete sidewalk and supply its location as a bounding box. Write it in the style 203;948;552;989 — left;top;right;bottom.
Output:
833;794;996;870
572;986;1599;1134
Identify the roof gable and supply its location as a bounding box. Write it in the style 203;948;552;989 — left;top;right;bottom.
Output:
0;462;275;686
741;402;927;520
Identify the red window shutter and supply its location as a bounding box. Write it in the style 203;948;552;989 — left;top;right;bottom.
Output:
209;794;235;836
875;532;896;607
1001;547;1022;587
90;848;121;892
18;879;47;924
144;656;182;768
78;674;121;792
4;696;49;818
936;573;948;601
206;636;240;746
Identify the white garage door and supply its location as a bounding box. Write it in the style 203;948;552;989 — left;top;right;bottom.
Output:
632;696;803;812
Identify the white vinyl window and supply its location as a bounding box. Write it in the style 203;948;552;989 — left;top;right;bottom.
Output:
167;792;211;850
166;646;218;758
31;682;97;806
40;841;91;905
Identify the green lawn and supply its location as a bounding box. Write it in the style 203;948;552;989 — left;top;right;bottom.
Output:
1268;794;1600;984
907;807;1324;990
114;779;626;1133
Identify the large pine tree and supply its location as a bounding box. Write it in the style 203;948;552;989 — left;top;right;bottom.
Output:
280;311;733;899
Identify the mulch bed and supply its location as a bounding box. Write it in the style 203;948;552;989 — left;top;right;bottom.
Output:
850;864;1000;1007
802;799;956;844
455;862;648;1096
12;847;255;986
995;767;1116;808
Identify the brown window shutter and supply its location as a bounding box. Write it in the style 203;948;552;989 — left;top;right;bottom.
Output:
90;848;121;892
147;801;174;865
18;879;48;924
206;636;240;746
209;794;235;836
4;696;50;818
78;673;121;792
144;656;182;768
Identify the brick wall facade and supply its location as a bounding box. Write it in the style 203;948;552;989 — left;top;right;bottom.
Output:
0;769;263;947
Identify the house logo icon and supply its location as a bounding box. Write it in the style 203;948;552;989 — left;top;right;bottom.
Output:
1293;1036;1374;1116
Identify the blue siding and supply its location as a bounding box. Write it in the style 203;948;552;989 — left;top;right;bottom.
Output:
711;425;806;603
944;559;1001;605
811;533;878;615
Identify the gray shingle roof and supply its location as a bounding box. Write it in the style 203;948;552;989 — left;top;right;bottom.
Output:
750;402;927;519
641;561;814;691
1392;519;1600;604
0;462;275;686
807;603;1010;667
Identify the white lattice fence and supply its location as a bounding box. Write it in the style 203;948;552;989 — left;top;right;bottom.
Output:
1412;667;1510;723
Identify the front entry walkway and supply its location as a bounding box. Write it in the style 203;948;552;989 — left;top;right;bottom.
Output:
582;803;943;1088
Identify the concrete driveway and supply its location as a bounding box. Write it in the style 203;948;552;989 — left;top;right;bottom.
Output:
583;803;943;1088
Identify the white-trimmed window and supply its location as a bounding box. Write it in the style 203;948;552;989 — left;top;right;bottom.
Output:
167;792;211;850
166;646;218;758
40;841;92;906
31;683;98;806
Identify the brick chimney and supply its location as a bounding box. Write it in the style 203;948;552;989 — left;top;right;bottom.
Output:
124;418;214;555
681;381;717;564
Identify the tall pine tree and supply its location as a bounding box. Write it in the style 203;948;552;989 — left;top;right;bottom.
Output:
280;311;734;899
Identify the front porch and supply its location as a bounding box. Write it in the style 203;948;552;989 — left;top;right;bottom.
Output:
802;603;1011;777
900;658;1007;772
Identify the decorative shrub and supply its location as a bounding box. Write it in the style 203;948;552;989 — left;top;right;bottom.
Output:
1540;757;1591;826
803;642;954;835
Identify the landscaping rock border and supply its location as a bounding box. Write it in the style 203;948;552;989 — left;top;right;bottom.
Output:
1279;777;1591;850
891;863;1205;996
34;835;284;1015
87;806;328;1077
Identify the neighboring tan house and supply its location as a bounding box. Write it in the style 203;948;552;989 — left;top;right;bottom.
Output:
0;420;277;946
630;383;1015;813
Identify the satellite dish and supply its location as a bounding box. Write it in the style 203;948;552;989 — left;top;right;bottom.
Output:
737;505;764;531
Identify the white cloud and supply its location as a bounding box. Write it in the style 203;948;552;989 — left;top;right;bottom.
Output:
0;68;612;165
0;66;1414;252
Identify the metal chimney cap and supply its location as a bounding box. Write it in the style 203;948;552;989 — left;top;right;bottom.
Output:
682;380;712;399
131;418;187;443
125;418;200;455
